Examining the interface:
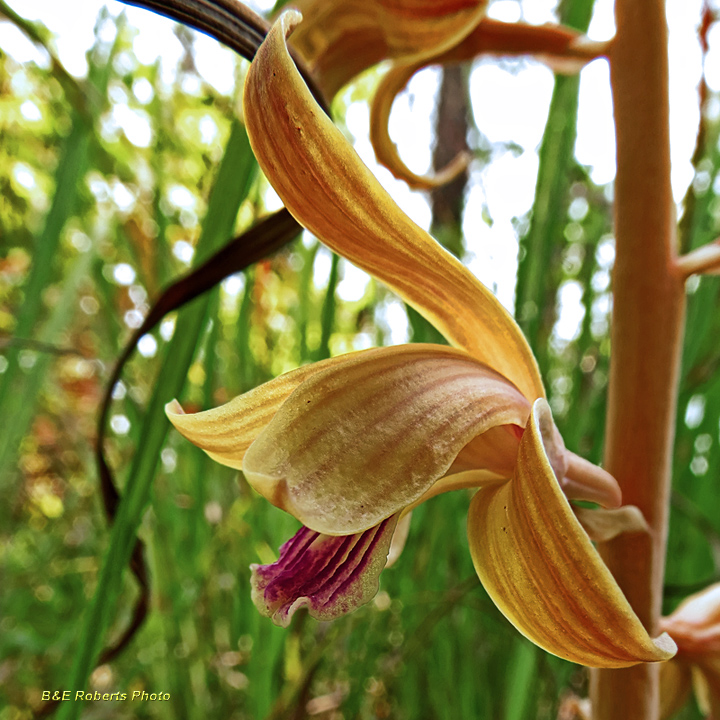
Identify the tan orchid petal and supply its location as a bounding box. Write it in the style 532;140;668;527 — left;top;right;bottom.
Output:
251;514;398;626
368;19;604;189
410;449;620;517
659;660;692;720
244;11;543;402
370;59;472;190
442;425;622;510
404;423;619;514
165;353;356;470
562;452;622;509
574;506;650;543
467;399;676;667
661;583;720;656
288;0;487;97
242;344;531;535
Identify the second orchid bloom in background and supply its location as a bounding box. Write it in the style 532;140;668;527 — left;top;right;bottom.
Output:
660;584;720;719
166;12;674;669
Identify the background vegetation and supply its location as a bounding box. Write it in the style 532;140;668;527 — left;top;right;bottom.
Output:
1;0;719;718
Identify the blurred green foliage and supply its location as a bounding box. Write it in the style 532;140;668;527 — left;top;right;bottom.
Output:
1;2;719;719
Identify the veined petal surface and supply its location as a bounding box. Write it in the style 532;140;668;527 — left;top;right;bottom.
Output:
165;353;357;469
243;344;530;535
244;11;543;402
288;0;487;97
468;399;676;667
252;514;398;626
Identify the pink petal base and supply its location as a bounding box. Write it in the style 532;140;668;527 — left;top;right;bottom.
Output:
251;515;398;627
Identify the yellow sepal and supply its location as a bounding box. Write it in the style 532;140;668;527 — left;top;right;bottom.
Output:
244;10;543;402
468;399;676;667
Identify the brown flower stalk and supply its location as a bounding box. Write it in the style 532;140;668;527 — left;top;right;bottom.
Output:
590;0;687;717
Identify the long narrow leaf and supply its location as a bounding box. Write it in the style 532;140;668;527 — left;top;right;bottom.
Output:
514;0;596;376
0;116;91;479
58;119;257;720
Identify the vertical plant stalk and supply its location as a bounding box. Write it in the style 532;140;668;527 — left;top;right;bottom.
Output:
430;64;470;259
590;1;686;718
407;65;470;345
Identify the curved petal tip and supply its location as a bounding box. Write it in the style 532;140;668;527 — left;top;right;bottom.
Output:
654;632;679;659
278;8;303;34
563;452;622;509
165;399;185;417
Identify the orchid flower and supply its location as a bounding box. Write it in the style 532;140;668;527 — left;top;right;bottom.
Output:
287;0;606;188
659;584;720;719
165;12;675;668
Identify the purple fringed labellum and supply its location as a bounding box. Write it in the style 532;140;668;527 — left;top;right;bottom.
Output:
251;514;399;626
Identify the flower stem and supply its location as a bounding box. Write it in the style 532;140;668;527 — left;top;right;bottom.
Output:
676;239;720;278
590;1;686;718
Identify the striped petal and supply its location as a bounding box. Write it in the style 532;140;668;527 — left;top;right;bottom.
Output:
242;344;530;535
251;515;398;626
288;0;487;97
165;353;357;469
468;399;676;667
244;11;543;402
421;426;622;511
